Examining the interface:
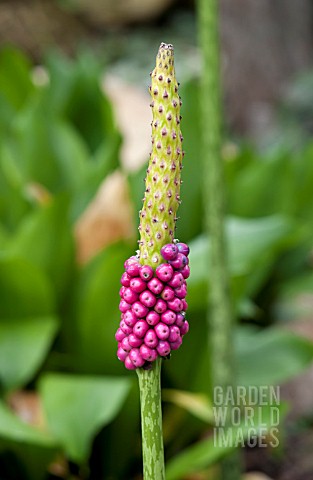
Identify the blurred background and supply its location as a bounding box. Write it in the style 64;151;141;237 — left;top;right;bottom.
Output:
1;0;313;479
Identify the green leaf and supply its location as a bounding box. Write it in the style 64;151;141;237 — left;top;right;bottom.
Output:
0;47;34;111
236;326;313;386
39;373;131;462
73;242;133;373
188;215;293;308
0;256;55;319
8;196;74;300
166;403;284;480
0;316;58;390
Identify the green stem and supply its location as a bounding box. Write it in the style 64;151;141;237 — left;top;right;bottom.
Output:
198;0;241;478
137;358;165;480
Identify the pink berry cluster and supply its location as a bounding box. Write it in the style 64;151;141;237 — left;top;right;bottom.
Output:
115;242;190;370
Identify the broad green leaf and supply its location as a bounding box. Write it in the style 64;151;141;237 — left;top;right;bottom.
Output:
236;326;313;386
228;154;295;218
0;316;58;390
0;47;34;111
39;373;131;462
0;256;55;319
8;196;74;299
166;403;284;480
73;242;133;373
188;215;293;308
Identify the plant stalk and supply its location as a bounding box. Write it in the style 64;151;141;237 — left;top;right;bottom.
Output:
198;0;241;478
137;358;165;480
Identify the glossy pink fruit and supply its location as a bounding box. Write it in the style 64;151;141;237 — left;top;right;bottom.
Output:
132;301;149;318
156;263;174;282
121;272;131;287
168;272;184;288
119;299;131;313
177;242;190;256
161;243;178;261
155;322;170;340
139;265;154;282
130;277;147;293
124;355;136;370
129;348;145;367
167;298;183;312
139;290;157;308
154;298;167;314
144;329;159;348
146;311;160;326
161;310;176;325
157;340;171;357
133;320;149;338
122;287;139;304
147;277;164;295
128;333;143;348
140;345;158;362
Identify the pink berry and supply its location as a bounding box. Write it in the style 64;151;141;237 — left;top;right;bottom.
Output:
123;310;137;327
120;320;133;335
139;265;154;282
157;340;171;357
129;348;145;368
139;290;157;308
130;277;147;293
119;299;131;313
117;347;128;361
115;328;126;342
168;325;180;343
161;286;175;301
122;287;139;304
119;286;126;297
181;265;190;279
170;337;183;350
146;311;160;326
154;298;167;314
121;272;131;287
170;253;188;270
161;310;176;325
182;299;188;311
174;284;187;299
167;298;183;312
161;243;178;261
133;320;149;338
144;329;159;348
147;277;164;295
177;242;190;256
128;333;143;348
155;323;170;340
168;272;184;288
180;320;189;336
124;355;136;370
175;313;185;327
140;344;158;362
124;256;138;269
126;262;141;277
156;263;174;283
121;336;131;352
132;301;149;318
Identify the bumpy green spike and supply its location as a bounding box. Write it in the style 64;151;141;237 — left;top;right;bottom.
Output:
139;42;183;268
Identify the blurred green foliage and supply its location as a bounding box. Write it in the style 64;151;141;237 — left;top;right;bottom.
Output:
0;47;313;479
